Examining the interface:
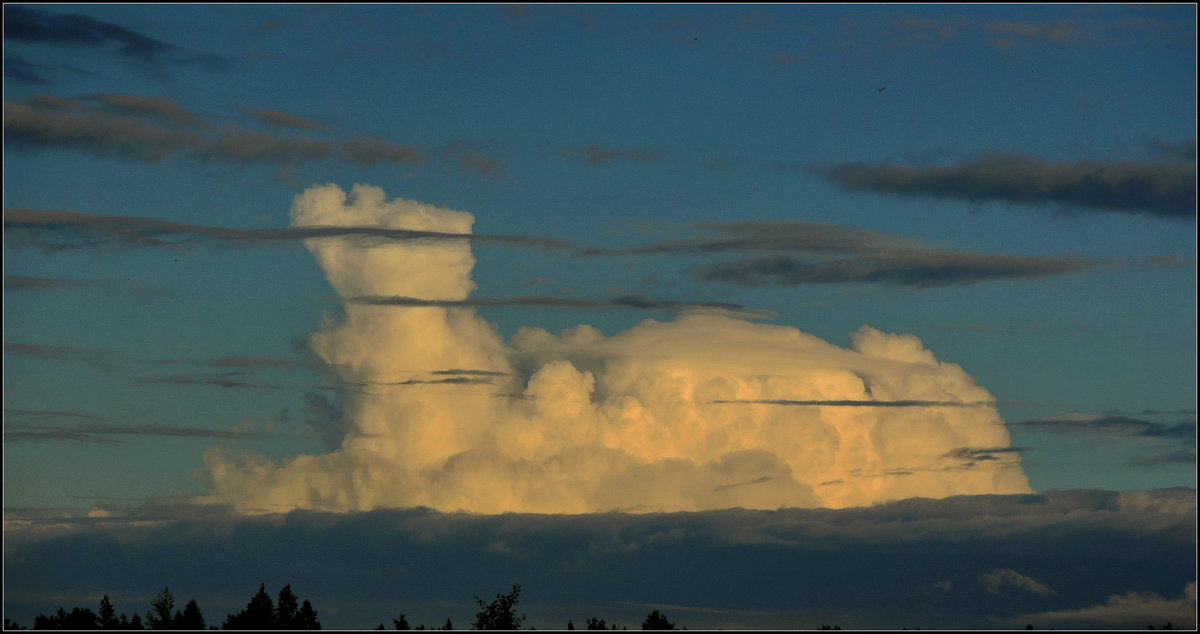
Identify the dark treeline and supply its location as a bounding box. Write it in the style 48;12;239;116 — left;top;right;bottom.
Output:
8;581;696;630
8;584;320;630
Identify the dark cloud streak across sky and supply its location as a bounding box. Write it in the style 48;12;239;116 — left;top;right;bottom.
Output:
813;151;1197;219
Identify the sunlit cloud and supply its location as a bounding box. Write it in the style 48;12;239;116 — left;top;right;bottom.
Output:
199;183;1032;515
980;568;1056;596
1017;582;1196;628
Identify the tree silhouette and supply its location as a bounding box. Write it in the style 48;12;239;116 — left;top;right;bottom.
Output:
441;618;453;630
297;599;321;629
276;585;301;629
392;614;411;630
96;595;119;630
641;610;674;630
33;607;100;629
144;587;176;630
179;600;206;630
222;583;274;630
471;584;525;630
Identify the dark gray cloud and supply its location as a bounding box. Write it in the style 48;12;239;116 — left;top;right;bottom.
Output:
1148;139;1197;161
133;370;346;394
696;250;1091;288
3;275;97;292
612;219;927;257
1012;414;1196;444
2;6;231;78
242;108;329;131
4;415;257;444
4;342;136;372
710;398;998;408
80;93;209;128
301;391;349;452
3;97;425;168
347;294;778;319
4;57;54;85
813;151;1197;219
2;488;1193;630
1128;450;1198;468
3;208;578;254
606;220;1106;289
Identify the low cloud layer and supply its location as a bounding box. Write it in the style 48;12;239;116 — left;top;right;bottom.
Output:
1018;582;1196;629
814;151;1197;219
199;183;1032;515
3;488;1194;630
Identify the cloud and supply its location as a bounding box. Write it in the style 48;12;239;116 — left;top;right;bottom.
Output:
1011;413;1196;445
4;418;258;445
607;220;1108;289
3;207;577;253
981;568;1056;596
1018;582;1196;628
242;108;329;131
3;96;427;169
813;151;1197;219
3;275;98;292
2;488;1195;629
80;93;209;128
711;399;997;408
197;183;1033;515
348;293;778;320
615;219;928;256
696;250;1091;288
985;19;1097;44
3;57;54;85
2;6;231;77
3;342;136;373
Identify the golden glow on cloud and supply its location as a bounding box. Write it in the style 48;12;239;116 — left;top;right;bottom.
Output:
200;184;1031;514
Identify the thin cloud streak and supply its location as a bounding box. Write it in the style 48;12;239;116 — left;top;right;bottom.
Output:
3;208;578;253
697;251;1092;288
5;422;257;444
813;151;1197;219
347;293;779;319
709;398;998;407
1012;414;1196;443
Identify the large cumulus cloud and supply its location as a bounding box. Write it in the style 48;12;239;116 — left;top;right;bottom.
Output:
199;184;1032;514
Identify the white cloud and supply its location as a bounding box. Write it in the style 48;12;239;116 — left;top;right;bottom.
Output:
199;183;1033;514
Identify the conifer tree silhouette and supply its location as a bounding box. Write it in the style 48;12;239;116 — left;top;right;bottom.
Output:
179;599;206;630
97;595;119;630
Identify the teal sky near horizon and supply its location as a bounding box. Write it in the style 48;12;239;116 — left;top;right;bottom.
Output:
3;4;1196;510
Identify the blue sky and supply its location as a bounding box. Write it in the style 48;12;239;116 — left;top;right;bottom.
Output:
3;3;1196;629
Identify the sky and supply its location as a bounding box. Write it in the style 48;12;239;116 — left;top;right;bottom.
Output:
2;3;1197;630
